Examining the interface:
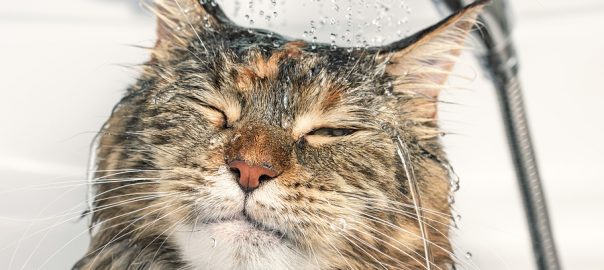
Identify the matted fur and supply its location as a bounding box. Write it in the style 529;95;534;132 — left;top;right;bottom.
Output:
74;1;487;269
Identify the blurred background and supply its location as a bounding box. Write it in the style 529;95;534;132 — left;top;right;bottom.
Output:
1;0;602;269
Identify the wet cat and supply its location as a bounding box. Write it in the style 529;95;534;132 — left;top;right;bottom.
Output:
74;0;486;269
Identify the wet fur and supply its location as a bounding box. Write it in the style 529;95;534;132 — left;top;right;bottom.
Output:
74;1;486;269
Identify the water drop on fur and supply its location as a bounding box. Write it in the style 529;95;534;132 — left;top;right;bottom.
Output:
282;92;289;109
209;137;219;145
385;81;393;96
330;218;347;232
231;133;241;142
451;181;460;192
447;195;455;204
281;116;292;129
465;252;472;259
338;218;347;230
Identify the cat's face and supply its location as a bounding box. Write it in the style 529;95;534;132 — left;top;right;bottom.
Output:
84;1;485;269
150;35;408;268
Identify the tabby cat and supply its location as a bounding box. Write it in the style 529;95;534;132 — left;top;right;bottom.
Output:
74;0;486;269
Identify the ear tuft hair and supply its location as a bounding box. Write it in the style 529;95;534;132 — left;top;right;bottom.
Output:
379;0;487;118
148;0;225;56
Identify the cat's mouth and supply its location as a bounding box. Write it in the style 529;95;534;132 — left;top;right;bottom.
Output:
197;213;286;240
241;211;286;239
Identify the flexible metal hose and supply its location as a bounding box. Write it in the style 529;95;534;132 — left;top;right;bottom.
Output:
433;1;562;269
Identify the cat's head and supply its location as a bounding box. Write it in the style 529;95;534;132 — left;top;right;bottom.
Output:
90;1;486;269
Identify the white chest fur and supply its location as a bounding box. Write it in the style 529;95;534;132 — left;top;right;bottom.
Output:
173;220;317;270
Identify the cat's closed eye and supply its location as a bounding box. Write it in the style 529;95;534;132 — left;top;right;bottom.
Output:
306;127;356;137
179;94;232;128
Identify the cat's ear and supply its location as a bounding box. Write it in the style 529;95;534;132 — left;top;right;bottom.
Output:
378;0;487;118
152;0;227;48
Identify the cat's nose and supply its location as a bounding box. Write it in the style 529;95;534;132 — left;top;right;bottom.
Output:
228;160;279;192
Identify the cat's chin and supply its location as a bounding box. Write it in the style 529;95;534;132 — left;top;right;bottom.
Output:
173;219;311;270
206;217;285;242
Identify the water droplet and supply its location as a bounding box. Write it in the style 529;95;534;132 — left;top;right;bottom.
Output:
330;40;337;50
465;252;472;259
455;214;462;222
249;19;254;25
330;218;348;231
267;32;273;38
281;116;292;129
231;133;241;142
380;122;390;131
451;181;460;192
244;14;250;19
259;10;265;16
447;195;455;204
330;33;337;40
210;237;217;248
209;137;220;146
153;91;175;104
272;40;280;47
338;218;347;230
282;91;289;109
384;81;393;96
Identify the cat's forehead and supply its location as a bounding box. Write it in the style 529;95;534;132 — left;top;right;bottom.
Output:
164;31;386;133
198;27;380;80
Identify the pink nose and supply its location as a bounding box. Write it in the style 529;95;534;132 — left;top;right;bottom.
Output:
228;160;279;192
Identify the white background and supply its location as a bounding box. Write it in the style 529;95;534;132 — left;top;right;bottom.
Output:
0;0;602;269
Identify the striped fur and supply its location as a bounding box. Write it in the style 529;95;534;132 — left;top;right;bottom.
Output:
74;1;487;269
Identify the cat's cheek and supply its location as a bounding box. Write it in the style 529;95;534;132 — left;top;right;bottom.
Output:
172;170;246;223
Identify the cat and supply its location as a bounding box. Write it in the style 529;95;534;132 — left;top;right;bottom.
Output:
74;0;486;269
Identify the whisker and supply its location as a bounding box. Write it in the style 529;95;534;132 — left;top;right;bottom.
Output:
73;198;183;269
396;133;434;269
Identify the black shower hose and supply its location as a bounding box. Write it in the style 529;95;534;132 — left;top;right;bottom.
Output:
435;0;562;269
